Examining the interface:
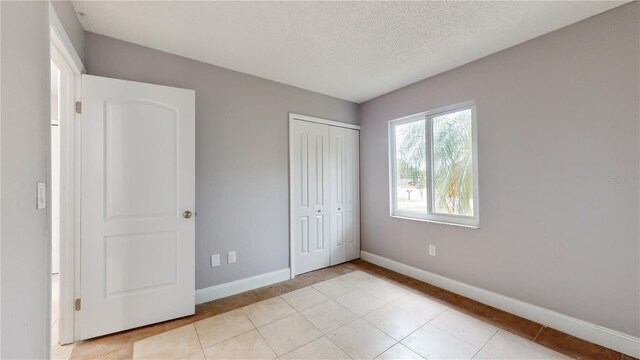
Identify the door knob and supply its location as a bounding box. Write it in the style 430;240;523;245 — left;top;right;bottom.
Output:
183;211;193;219
317;209;321;213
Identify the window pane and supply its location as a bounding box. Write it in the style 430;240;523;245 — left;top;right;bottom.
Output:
431;109;474;216
395;120;427;213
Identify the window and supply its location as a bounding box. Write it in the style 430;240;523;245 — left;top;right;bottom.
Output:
389;101;479;227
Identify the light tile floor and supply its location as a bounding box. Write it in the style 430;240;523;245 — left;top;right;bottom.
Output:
132;271;570;360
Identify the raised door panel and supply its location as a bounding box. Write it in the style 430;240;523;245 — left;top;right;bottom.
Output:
105;101;178;220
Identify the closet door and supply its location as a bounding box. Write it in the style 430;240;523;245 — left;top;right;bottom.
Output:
345;128;360;261
291;120;331;275
329;127;347;265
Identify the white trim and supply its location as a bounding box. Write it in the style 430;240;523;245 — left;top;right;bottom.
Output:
390;215;480;229
361;251;640;358
195;268;290;305
49;5;84;340
289;113;361;130
72;74;82;342
50;46;78;345
48;2;85;74
288;117;296;279
0;3;3;356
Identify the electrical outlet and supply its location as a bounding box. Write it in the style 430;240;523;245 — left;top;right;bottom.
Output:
210;254;220;268
428;245;436;257
227;251;237;264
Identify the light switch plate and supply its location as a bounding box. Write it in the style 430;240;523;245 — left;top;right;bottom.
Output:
36;182;46;209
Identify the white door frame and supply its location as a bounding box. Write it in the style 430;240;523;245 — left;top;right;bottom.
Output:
49;2;85;345
288;113;360;278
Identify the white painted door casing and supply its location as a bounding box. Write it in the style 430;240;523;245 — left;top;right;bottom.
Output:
291;120;331;275
80;75;195;340
344;128;360;262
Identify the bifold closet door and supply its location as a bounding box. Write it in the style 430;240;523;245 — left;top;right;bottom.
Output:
291;120;331;275
330;127;360;265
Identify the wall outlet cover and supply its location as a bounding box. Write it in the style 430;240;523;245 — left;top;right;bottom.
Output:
428;245;436;257
227;251;237;264
210;254;220;268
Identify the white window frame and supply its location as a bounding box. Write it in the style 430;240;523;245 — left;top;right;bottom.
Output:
388;100;479;228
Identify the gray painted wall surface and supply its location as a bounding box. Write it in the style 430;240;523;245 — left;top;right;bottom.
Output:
1;1;51;358
359;3;639;336
50;0;84;61
84;32;359;290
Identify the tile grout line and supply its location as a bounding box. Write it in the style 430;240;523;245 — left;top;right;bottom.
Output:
192;311;258;354
239;301;282;359
471;328;501;359
273;313;328;358
321;316;362;360
191;323;207;357
255;326;279;359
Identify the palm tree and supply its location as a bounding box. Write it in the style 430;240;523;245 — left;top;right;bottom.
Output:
432;110;474;216
396;120;426;187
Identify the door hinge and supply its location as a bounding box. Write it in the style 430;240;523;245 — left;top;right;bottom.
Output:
75;298;81;311
75;101;82;114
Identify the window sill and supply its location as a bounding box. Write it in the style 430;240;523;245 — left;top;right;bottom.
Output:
390;215;480;229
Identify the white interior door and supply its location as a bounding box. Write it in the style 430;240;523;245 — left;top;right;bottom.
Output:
291;120;330;275
329;127;346;265
80;75;195;340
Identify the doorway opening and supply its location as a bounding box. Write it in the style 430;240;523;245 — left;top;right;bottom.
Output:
50;43;75;360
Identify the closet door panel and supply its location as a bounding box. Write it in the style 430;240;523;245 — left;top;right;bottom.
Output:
330;126;347;265
345;128;360;261
291;120;330;275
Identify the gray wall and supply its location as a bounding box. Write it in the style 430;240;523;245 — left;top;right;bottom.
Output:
50;0;84;62
1;1;51;358
83;32;359;290
359;3;639;337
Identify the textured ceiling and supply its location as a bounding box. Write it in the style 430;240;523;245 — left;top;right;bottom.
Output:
72;1;626;103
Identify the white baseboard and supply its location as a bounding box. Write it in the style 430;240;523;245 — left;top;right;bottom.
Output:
361;251;640;358
195;268;291;305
